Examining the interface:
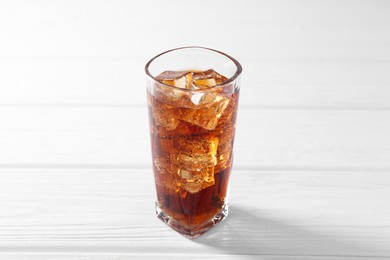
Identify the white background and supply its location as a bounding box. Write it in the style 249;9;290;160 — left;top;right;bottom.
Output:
0;0;389;259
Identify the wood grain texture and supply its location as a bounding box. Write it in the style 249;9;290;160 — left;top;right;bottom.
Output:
0;169;389;257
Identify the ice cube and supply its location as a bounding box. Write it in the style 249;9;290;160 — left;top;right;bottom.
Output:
215;143;233;173
171;136;218;193
193;78;217;89
152;71;193;107
153;69;232;109
156;70;194;89
214;93;238;132
155;136;219;193
152;104;179;131
179;97;229;130
179;167;215;193
154;155;215;194
175;135;218;154
175;153;216;170
215;126;235;172
192;69;228;89
215;152;232;173
171;136;219;171
154;156;181;192
190;92;222;106
154;156;179;176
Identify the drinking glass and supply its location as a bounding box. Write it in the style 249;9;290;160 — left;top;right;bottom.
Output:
145;46;242;238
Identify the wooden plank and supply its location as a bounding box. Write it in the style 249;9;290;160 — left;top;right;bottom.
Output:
0;169;389;257
0;60;389;109
0;0;389;60
242;60;390;109
0;107;389;169
0;253;387;260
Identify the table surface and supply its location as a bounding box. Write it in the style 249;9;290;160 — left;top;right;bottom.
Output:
1;0;390;259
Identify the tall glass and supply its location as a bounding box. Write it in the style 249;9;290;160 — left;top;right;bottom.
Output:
145;47;242;238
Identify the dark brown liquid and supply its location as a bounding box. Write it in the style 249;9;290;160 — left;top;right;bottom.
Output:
155;167;231;227
147;70;239;228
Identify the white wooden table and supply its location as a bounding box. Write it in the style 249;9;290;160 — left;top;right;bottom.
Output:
1;1;390;259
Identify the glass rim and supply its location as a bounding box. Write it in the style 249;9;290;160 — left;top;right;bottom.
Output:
145;46;242;92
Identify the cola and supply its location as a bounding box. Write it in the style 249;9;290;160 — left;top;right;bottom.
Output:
147;69;239;237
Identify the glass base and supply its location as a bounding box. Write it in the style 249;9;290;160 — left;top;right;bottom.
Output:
156;202;228;239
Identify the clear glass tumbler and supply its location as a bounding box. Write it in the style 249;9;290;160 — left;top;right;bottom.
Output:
145;46;242;238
